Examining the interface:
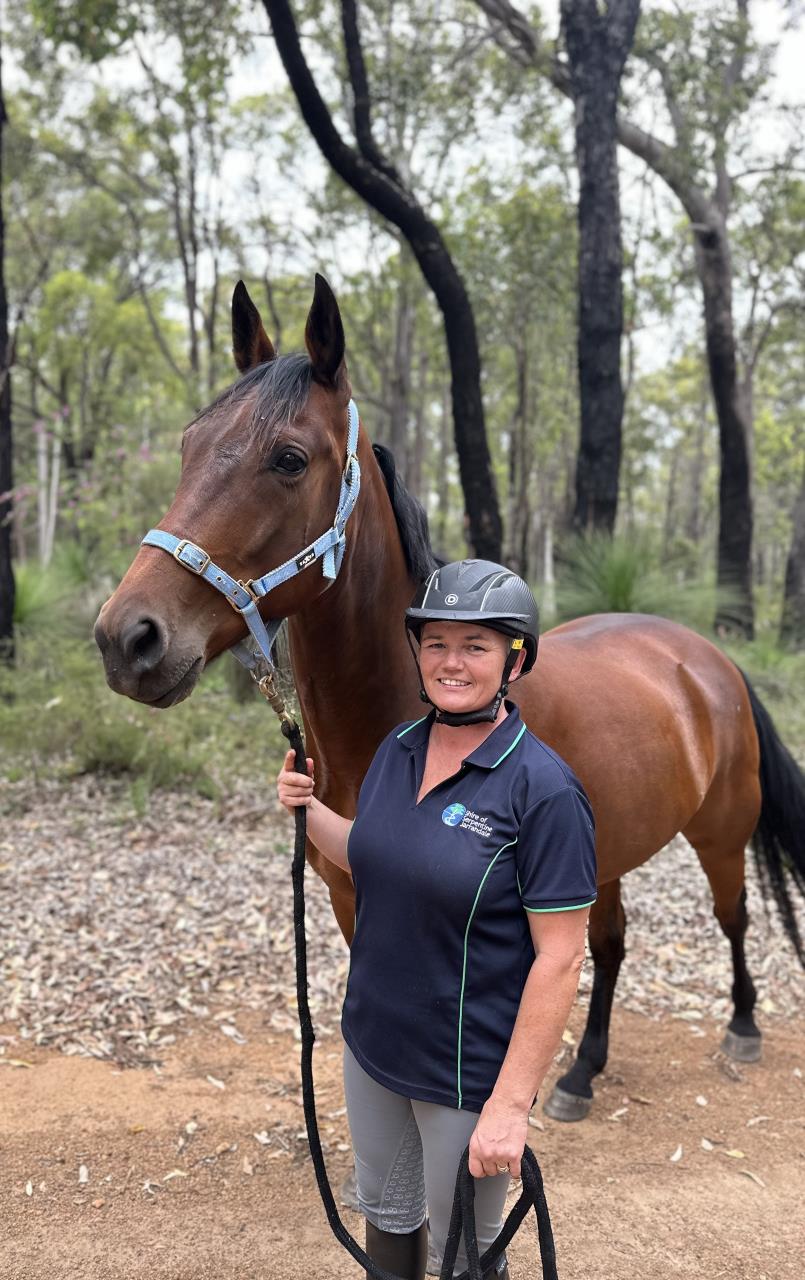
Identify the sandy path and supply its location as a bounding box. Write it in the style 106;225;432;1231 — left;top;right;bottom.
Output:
2;1005;803;1280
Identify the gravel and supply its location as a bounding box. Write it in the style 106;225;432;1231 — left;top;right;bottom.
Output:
0;775;801;1066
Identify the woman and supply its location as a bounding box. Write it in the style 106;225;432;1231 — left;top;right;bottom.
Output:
277;560;597;1280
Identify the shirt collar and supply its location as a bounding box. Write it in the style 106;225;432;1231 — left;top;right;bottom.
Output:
395;701;526;771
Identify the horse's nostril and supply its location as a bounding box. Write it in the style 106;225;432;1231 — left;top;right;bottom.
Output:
121;617;167;670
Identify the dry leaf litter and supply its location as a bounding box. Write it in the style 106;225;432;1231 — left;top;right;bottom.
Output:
0;775;802;1066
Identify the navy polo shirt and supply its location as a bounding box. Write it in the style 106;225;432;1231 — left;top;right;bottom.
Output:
341;703;597;1113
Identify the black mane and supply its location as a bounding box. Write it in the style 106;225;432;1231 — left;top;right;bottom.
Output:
192;353;314;450
372;443;438;584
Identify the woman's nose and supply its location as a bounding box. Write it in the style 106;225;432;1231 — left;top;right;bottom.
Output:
441;649;463;669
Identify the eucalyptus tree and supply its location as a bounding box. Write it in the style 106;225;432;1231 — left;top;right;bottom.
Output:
261;0;505;560
476;0;796;638
559;0;641;535
25;0;254;399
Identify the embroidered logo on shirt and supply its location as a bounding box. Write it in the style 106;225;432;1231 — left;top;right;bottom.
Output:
441;804;494;838
442;803;467;826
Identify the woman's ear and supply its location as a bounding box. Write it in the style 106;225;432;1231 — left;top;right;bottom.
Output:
509;646;528;682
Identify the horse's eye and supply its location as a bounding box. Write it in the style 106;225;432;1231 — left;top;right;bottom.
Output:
272;449;307;476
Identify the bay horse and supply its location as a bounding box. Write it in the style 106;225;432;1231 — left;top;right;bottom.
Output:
94;275;805;1122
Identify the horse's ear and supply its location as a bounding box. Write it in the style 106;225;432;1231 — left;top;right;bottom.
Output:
232;280;276;372
305;273;346;387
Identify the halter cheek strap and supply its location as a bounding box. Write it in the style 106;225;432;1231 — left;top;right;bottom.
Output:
141;398;361;676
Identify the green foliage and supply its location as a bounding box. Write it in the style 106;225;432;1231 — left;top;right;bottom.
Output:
554;533;723;632
722;639;805;755
11;550;94;635
0;628;286;807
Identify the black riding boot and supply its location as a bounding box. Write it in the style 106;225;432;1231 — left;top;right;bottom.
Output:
482;1252;509;1280
365;1219;428;1280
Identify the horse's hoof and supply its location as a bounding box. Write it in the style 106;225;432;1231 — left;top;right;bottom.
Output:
721;1029;762;1063
339;1167;360;1212
542;1085;592;1122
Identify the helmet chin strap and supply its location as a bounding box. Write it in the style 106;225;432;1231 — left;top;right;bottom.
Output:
406;633;522;727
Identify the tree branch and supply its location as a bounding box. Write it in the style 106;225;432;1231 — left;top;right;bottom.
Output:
475;0;713;225
339;0;401;184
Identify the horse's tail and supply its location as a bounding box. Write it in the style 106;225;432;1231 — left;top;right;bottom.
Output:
740;670;805;967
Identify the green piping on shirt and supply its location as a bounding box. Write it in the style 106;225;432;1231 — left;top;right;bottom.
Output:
456;840;516;1109
396;716;428;739
524;898;597;914
490;723;526;769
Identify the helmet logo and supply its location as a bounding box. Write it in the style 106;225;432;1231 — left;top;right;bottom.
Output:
445;593;459;606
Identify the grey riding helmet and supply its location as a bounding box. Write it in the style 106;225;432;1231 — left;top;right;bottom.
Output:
404;560;540;725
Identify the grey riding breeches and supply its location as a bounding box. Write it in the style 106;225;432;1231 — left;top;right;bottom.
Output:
343;1044;510;1276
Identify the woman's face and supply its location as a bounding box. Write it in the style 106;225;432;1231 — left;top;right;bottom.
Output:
418;621;525;715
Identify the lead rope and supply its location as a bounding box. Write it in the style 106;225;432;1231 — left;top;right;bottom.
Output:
258;668;559;1280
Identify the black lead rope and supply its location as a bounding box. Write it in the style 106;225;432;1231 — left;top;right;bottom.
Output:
281;716;559;1280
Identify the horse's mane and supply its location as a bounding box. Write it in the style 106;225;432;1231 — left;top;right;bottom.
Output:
191;354;314;449
372;443;438;584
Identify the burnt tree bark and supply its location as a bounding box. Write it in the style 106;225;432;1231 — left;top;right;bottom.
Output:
561;0;640;535
261;0;503;560
780;462;805;650
476;0;756;636
0;38;14;661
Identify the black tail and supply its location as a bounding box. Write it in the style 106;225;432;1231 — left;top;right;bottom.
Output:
740;671;805;966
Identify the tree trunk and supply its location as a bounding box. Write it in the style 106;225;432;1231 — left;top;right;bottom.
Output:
684;378;708;548
561;0;640;535
780;462;805;650
694;224;754;636
262;0;503;560
475;0;755;635
388;255;414;481
435;380;451;555
0;42;13;660
408;345;429;499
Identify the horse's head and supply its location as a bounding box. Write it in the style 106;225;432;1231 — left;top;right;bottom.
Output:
94;275;356;706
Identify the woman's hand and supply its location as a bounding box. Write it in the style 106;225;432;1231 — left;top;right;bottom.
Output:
468;1094;529;1179
276;749;315;812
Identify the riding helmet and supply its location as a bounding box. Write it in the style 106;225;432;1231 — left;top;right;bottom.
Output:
405;560;539;726
405;560;539;670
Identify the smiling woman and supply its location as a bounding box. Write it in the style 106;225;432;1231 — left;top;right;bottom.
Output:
276;556;594;1280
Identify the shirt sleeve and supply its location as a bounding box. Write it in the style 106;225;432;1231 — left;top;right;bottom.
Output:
516;786;598;913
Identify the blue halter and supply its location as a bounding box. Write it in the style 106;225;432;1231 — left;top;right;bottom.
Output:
141;398;361;675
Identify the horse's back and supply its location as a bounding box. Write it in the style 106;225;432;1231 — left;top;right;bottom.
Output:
512;614;758;878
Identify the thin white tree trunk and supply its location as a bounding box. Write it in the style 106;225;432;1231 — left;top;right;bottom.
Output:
36;425;47;563
543;517;556;619
44;431;60;566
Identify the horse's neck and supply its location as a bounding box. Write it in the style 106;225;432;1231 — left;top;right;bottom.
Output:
288;450;422;814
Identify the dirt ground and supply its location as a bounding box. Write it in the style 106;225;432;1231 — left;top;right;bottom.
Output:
2;1005;803;1280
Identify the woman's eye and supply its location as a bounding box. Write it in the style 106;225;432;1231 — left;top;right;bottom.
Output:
272;449;307;475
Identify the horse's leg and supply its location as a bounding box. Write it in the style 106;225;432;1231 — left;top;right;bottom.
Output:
543;880;625;1122
686;837;761;1062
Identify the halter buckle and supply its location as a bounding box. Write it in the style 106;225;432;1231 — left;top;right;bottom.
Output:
225;579;260;612
173;539;210;575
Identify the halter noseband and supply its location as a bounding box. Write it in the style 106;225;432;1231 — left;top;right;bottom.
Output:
141;398;361;676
